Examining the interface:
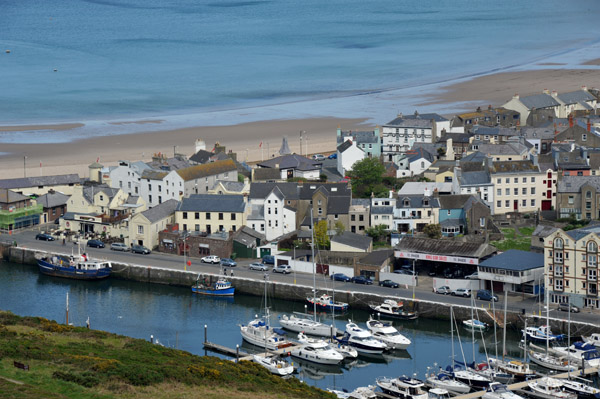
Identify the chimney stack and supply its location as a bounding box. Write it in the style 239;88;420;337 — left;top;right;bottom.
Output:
513;93;520;100
551;90;558;97
588;119;591;132
582;85;588;92
543;89;550;94
569;114;574;128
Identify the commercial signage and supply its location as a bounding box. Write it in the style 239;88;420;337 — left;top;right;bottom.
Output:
395;251;479;265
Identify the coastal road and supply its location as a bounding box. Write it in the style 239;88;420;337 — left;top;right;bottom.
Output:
10;228;600;327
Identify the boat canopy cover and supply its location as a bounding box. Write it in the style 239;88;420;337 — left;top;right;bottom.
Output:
273;328;287;335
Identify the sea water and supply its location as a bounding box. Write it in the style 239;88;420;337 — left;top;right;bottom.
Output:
0;261;528;393
1;0;600;141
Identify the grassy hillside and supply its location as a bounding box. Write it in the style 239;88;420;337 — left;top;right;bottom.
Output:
0;311;334;399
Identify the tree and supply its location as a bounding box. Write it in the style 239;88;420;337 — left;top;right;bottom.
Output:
314;220;330;249
348;157;386;198
423;224;441;239
366;224;388;242
334;221;345;236
437;147;446;158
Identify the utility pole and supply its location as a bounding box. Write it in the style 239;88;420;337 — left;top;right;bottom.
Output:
23;156;27;178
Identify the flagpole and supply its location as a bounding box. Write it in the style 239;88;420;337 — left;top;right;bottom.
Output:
261;142;264;161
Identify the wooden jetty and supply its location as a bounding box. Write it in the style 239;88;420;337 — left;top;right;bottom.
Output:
203;341;249;358
451;367;599;399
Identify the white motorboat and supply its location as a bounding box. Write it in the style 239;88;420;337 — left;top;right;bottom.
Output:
366;318;411;350
279;312;335;337
463;319;488;330
447;362;492;388
425;369;470;394
252;354;294;376
550;341;600;368
290;339;344;365
428;388;451;399
376;375;428;399
340;321;387;354
522;325;565;344
561;378;600;399
483;382;525;399
369;299;418;320
583;332;600;349
528;348;577;372
527;377;577;399
328;385;377;399
297;332;358;359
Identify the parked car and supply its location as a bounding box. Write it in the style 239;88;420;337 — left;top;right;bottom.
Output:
262;255;275;265
379;279;399;288
312;154;325;161
557;302;580;313
272;264;291;274
110;242;129;251
249;262;268;271
201;255;221;264
351;275;373;285
131;244;151;254
434;286;451;295
86;239;105;248
328;153;337;159
451;288;471;297
220;258;237;267
35;233;55;241
330;273;351;282
476;289;498;302
465;272;479;280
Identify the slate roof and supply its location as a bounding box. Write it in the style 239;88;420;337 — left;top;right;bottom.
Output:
212;180;246;193
396;195;439;209
397;182;453;195
257;154;321;171
492;160;540;174
252;168;282;181
557;90;596;105
331;232;372;251
518;94;561;110
371;206;393;215
461;151;488;164
351;198;371;207
176;159;237;181
555;125;597;142
327;196;351;214
358;249;394;265
0;174;80;190
520;127;557;140
438;133;471;143
337;130;379;145
82;185;119;203
472;126;518;137
0;189;29;204
250;182;300;199
532;224;559;239
558;175;600;193
460;170;491;186
564;222;600;241
36;192;69;208
474;142;529;156
438;194;485;210
407;148;434;163
233;226;265;247
478;249;543;271
141;169;169;180
139;199;178;223
395;236;497;259
147;156;191;171
247;204;265;220
441;218;463;227
386;113;447;126
177;194;246;213
337;140;354;153
125;195;140;205
189;149;214;164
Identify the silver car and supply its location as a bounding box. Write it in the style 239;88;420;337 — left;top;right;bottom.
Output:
249;262;267;271
110;242;129;251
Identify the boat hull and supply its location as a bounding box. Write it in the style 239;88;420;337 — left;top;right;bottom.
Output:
191;286;234;296
37;259;111;280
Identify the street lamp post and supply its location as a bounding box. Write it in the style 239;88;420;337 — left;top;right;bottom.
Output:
23;156;27;178
412;259;416;300
293;244;297;285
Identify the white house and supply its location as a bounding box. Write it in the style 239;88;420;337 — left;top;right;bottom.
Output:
103;160;150;197
397;148;434;178
256;154;322;180
370;197;396;231
337;139;365;177
262;188;297;241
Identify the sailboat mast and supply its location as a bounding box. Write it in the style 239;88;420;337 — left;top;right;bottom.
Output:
310;209;317;319
492;284;498;360
502;290;507;361
451;306;454;366
471;296;475;362
545;271;550;354
523;318;527;364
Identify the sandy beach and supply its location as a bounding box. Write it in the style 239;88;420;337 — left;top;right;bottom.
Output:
0;66;599;180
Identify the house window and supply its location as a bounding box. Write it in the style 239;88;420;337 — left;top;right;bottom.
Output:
479;217;485;227
351;215;356;221
206;212;211;220
195;212;199;219
568;196;574;205
514;188;518;195
587;191;592;199
505;178;509;183
497;189;501;196
148;184;152;191
99;195;104;201
195;224;200;231
138;225;144;234
359;215;364;221
231;213;236;220
318;207;323;215
447;210;451;215
531;177;535;183
505;188;510;195
158;186;162;192
158;196;162;204
522;199;526;207
522;187;527;195
149;195;152;203
182;212;188;219
514;178;518;183
531;187;536;195
531;199;535;207
589;255;597;268
260;223;264;231
583;134;587;141
219;225;224;231
497;201;501;208
218;213;224;220
497;178;501;184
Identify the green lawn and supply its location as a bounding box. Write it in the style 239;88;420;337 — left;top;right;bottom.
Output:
491;226;534;251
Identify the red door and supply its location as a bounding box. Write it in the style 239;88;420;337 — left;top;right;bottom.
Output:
514;200;518;211
542;200;552;211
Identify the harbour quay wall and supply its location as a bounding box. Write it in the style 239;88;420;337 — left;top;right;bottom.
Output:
1;244;598;335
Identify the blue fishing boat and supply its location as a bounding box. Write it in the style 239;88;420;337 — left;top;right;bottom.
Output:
522;326;565;344
192;276;234;296
37;254;111;280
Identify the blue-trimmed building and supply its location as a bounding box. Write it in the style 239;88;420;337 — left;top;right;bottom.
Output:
478;249;544;294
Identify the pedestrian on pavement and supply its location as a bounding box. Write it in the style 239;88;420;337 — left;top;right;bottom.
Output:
62;237;66;245
230;270;234;277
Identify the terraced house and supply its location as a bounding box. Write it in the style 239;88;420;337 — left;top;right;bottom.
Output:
544;224;600;309
176;194;247;235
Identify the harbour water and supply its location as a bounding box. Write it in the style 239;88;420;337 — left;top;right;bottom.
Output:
1;0;600;142
0;261;530;392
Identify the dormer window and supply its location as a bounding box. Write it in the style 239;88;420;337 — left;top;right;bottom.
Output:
423;199;429;206
583;134;587;142
404;200;409;207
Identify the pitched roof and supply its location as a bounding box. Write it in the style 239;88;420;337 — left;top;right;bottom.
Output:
189;149;214;164
176;159;237;181
177;194;246;213
520;126;557;140
564;222;600;241
0;174;80;189
212;180;246;193
371;206;393;215
0;188;29;204
459;170;491;186
82;185;119;203
139;199;178;223
532;224;559;239
557;90;596;105
472;126;518;137
407;147;434;163
478;250;544;271
491;160;540;174
36;192;70;208
257;154;321;171
558;175;600;193
327;196;351;214
358;249;394;265
397;182;453;195
395;236;496;259
386;113;447;126
337;140;354;153
331;232;372;251
252;168;282;181
141;169;169;180
396;195;439;209
518;93;561;110
337;130;379;145
438;194;483;210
